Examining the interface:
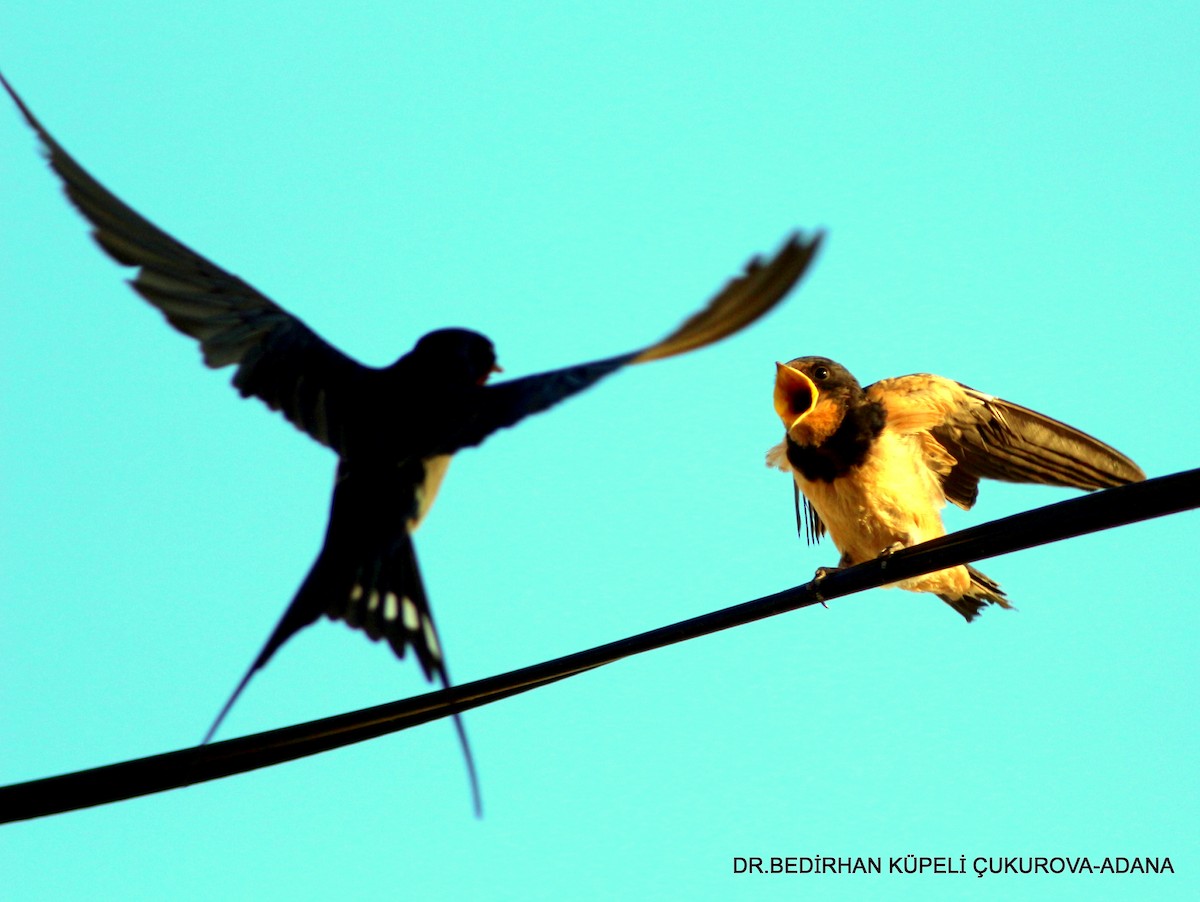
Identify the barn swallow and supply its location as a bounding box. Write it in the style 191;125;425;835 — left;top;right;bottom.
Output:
767;357;1145;620
3;73;823;810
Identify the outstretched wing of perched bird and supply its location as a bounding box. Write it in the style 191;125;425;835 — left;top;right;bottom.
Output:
866;373;1146;510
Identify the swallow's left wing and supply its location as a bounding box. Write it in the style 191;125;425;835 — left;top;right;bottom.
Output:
868;374;1146;509
443;232;824;452
2;73;368;451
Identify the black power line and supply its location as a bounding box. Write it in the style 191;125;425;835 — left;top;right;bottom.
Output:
1;467;1196;825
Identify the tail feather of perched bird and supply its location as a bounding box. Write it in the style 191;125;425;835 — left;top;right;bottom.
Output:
768;357;1144;621
938;566;1009;622
5;70;824;811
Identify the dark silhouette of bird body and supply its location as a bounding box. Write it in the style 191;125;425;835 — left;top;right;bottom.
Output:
768;356;1144;620
4;72;824;811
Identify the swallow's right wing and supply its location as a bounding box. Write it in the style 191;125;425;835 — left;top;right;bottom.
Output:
869;374;1146;509
445;232;824;452
629;232;824;363
3;74;365;450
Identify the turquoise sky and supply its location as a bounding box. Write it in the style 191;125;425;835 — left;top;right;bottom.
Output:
2;3;1196;900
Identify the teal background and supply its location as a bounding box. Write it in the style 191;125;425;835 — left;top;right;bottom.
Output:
1;3;1196;900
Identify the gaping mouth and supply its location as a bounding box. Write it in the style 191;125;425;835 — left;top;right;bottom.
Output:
773;362;817;428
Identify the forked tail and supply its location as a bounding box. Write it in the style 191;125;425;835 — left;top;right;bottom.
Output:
939;565;1012;623
202;468;483;814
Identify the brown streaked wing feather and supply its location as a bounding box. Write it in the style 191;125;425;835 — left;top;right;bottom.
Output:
2;74;363;450
442;232;824;452
937;386;1146;488
632;231;823;363
868;373;1146;505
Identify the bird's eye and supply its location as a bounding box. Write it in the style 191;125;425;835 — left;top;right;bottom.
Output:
813;365;830;381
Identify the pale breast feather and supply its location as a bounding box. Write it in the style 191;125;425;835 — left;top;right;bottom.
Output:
782;430;949;565
410;454;453;531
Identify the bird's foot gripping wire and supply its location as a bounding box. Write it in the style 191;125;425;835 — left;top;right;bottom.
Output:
810;565;844;606
876;542;907;571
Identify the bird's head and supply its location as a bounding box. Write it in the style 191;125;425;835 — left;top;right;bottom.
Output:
413;328;503;385
773;356;862;446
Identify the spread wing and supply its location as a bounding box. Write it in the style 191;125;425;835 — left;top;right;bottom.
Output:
3;74;364;450
867;373;1146;509
445;231;824;451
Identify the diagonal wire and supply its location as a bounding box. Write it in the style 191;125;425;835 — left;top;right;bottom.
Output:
1;467;1196;825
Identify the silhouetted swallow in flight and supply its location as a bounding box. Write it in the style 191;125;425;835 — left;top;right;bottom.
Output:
767;357;1144;620
4;73;823;811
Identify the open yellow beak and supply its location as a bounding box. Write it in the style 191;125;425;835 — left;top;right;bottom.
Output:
774;362;818;430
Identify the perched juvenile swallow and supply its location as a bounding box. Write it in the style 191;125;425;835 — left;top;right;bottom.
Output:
4;73;822;810
767;357;1144;620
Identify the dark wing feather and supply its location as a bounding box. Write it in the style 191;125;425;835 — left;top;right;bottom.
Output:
2;74;363;450
869;374;1145;508
443;231;824;451
790;481;827;544
630;232;823;363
